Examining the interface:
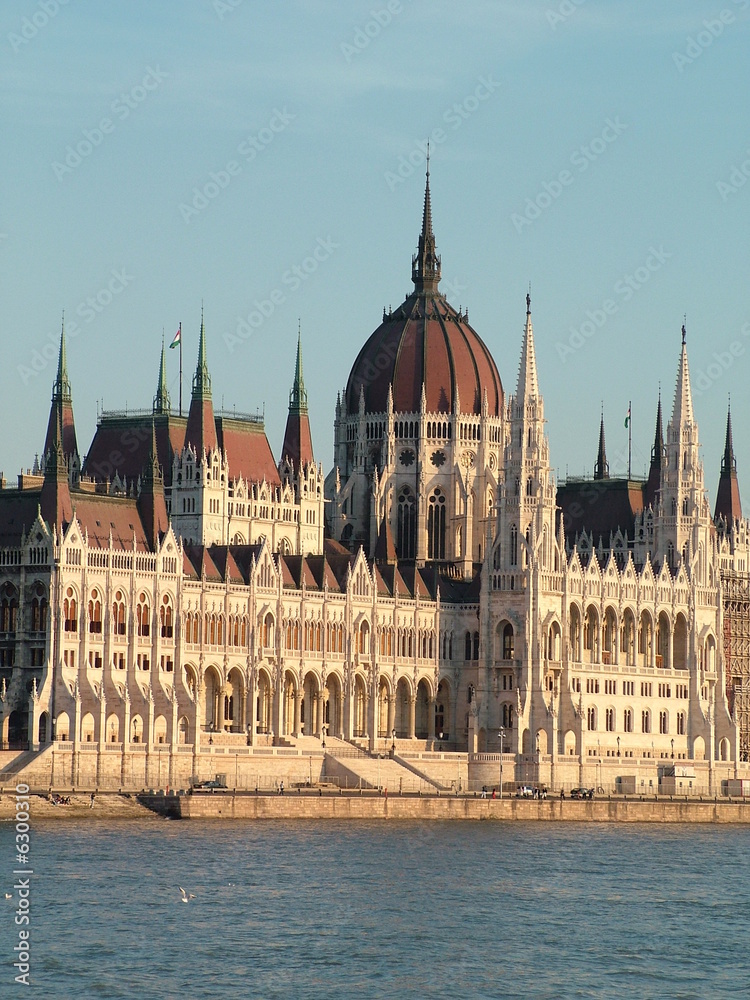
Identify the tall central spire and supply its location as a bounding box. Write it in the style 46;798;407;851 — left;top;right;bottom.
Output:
594;412;609;480
411;149;441;294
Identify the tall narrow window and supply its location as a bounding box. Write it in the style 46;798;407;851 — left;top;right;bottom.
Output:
427;488;446;560
397;488;416;560
510;523;518;567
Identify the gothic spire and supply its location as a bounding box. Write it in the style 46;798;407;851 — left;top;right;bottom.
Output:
411;151;441;294
515;291;540;401
593;412;609;480
52;314;72;403
184;309;218;455
715;402;742;522
281;328;314;470
645;392;664;507
43;316;79;466
288;325;308;415
153;335;171;414
671;324;694;428
192;304;212;400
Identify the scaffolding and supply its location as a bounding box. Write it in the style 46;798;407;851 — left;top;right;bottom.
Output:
722;572;750;762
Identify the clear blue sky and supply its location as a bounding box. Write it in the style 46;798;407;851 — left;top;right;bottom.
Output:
2;0;750;504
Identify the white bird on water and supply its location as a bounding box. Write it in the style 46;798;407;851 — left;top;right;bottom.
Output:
179;887;196;903
4;893;12;900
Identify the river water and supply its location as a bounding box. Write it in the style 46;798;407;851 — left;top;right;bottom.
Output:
1;817;748;998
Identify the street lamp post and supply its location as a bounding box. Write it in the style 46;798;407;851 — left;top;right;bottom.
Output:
617;736;620;757
391;728;396;755
671;738;674;759
498;728;505;799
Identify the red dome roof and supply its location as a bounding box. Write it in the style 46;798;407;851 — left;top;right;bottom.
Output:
345;169;503;418
345;293;503;417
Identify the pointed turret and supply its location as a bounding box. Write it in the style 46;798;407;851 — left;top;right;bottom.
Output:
671;324;694;428
138;421;169;549
373;511;397;564
715;404;742;522
153;336;171;414
593;414;609;480
40;404;73;529
645;393;664;507
184;309;218;455
281;330;314;469
411;153;441;294
516;292;540;401
43;318;79;465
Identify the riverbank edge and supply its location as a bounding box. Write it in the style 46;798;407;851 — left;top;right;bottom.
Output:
3;791;750;823
140;792;750;823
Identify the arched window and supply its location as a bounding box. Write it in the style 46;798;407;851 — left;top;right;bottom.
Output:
472;631;479;660
587;706;597;731
509;524;518;566
112;591;126;635
136;593;150;637
160;596;173;638
63;587;77;633
30;586;48;632
624;708;633;733
464;631;472;661
605;708;615;732
397;488;416;560
502;623;514;660
642;709;651;734
263;613;274;648
427;488;446;560
88;589;102;634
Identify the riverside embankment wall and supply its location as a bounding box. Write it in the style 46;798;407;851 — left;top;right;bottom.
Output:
141;793;750;823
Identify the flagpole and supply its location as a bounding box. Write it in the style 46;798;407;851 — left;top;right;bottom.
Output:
628;399;632;480
179;322;183;417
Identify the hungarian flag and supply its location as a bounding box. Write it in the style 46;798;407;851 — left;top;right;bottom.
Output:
624;405;631;429
169;324;181;349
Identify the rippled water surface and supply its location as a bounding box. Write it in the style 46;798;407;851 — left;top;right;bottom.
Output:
2;818;749;998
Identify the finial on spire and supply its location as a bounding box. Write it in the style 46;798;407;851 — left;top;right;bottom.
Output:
682;317;686;345
426;139;430;178
526;289;531;315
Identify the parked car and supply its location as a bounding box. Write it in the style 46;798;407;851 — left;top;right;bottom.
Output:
570;787;594;799
192;779;228;791
516;786;535;798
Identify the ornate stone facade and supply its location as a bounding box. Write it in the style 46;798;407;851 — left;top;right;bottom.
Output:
0;173;748;794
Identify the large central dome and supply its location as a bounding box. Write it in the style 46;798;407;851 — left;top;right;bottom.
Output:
345;170;503;417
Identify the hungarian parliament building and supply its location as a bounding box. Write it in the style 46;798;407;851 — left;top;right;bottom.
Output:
1;171;748;795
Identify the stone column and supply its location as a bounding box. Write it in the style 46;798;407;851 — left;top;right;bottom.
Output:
408;694;416;739
427;695;435;742
293;685;301;738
